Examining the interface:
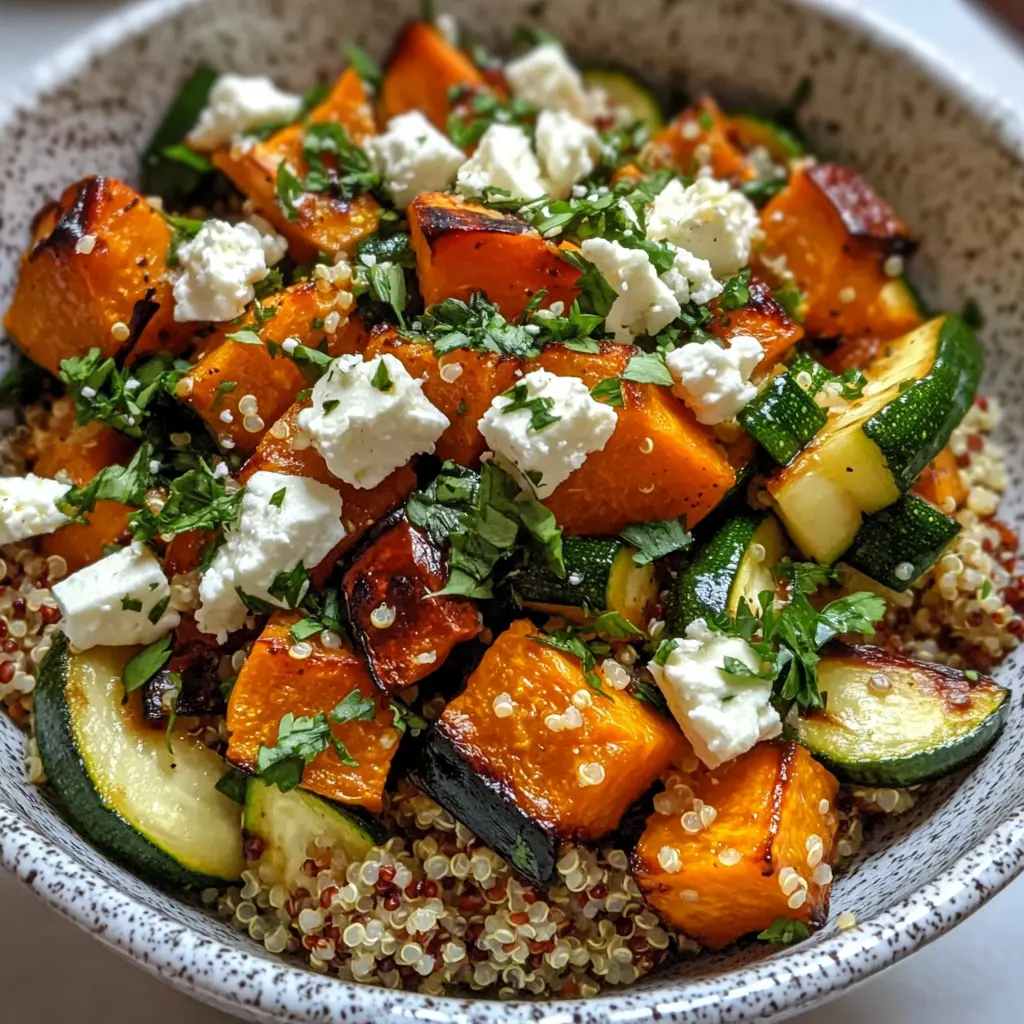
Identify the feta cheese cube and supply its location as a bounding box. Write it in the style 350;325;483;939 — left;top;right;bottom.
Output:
579;237;680;340
477;368;617;499
647;177;760;277
534;110;602;200
647;618;782;768
195;471;347;642
0;473;70;545
456;124;547;201
172;218;288;323
504;43;601;122
187;74;302;151
665;333;764;425
366;111;465;207
52;542;181;650
296;353;449;490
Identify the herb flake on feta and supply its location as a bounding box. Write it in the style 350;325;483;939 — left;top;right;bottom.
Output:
0;473;70;545
366;111;465;208
665;333;764;425
187;74;303;151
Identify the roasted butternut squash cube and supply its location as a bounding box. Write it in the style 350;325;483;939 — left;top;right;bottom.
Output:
180;282;368;453
226;612;401;812
213;68;381;261
633;741;840;949
364;330;520;466
409;193;581;320
34;416;137;573
241;402;416;564
760;164;920;340
642;96;749;181
530;344;736;535
343;514;481;694
711;279;804;376
913;446;967;511
4;177;186;375
381;21;487;130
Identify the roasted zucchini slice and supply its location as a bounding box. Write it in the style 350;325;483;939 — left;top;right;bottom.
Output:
34;634;244;888
581;68;665;129
728;113;806;161
738;369;827;465
795;645;1010;787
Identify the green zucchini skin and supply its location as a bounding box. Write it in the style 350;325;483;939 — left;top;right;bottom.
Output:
729;113;806;161
412;731;558;886
34;634;236;890
795;644;1009;787
515;537;622;613
738;371;827;465
581;68;665;130
844;493;961;591
863;315;983;491
789;351;838;396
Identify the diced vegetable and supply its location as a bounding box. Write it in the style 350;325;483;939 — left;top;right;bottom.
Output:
581;68;665;130
737;370;827;465
342;512;482;694
913;445;967;511
416;619;687;882
728;113;806;162
642;95;748;180
408;193;581;320
711;279;804;376
34;634;245;887
513;536;657;629
3;177;187;374
225;612;401;813
768;315;982;563
632;741;839;948
795;645;1009;786
667;513;784;632
843;493;961;591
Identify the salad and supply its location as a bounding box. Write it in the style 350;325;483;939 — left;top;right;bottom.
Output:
0;10;1018;1000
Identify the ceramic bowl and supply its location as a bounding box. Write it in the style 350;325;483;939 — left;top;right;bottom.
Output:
2;0;1024;1020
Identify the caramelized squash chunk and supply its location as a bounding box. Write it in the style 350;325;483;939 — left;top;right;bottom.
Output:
343;514;481;694
642;96;748;181
409;193;580;320
633;742;839;949
381;22;488;130
531;344;736;535
226;612;401;812
4;177;186;374
436;619;686;840
711;279;804;376
364;330;520;466
760;164;920;340
213;68;381;260
913;446;967;511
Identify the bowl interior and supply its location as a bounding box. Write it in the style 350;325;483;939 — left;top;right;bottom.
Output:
1;0;1023;1020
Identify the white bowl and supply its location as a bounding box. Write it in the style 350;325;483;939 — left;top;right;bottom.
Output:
2;0;1023;1020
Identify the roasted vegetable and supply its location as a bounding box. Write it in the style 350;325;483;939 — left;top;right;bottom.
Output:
34;635;244;888
728;113;806;162
738;368;827;465
642;95;748;180
4;177;187;374
795;645;1010;786
711;279;804;376
416;619;686;883
913;445;967;511
409;193;581;320
225;612;401;813
342;512;482;694
581;68;664;129
633;741;839;948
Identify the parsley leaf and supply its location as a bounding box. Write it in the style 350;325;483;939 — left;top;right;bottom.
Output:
531;625;609;694
370;358;394;392
215;767;250;804
257;711;337;791
499;382;560;432
330;690;377;725
269;487;286;508
590;377;624;407
275;160;306;220
130;462;244;543
346;43;383;93
289;616;325;642
623;350;673;387
447;85;536;150
415;292;541;358
58;443;156;521
620;518;692;566
267;562;311;609
720;268;752;311
757;917;811;945
123;635;173;695
389;699;429;735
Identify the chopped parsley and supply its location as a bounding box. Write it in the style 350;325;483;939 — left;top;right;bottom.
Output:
122;635;173;695
620;518;693;566
757;917;811;945
499;382;560;432
414;292;542;358
590;377;624;407
370;358;394;392
129;461;244;543
719;268;752;311
269;487;287;508
622;350;673;387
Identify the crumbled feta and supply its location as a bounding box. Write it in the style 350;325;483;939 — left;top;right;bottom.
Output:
579;238;680;340
456;124;547;201
659;246;723;307
187;73;302;151
665;333;764;425
504;43;601;121
172;218;287;323
296;354;449;490
195;471;346;642
366;111;465;208
0;474;70;545
534;110;602;200
647;618;781;768
647;177;760;276
52;542;180;650
477;369;617;499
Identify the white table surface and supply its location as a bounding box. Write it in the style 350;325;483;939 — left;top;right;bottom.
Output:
1;1;1023;1020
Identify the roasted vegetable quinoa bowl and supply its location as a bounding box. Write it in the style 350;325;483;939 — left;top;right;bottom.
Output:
2;0;1024;1020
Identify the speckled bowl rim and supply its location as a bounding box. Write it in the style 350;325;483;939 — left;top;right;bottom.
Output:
2;0;1024;1021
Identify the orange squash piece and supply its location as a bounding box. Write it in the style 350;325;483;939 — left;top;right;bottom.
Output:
213;68;381;261
343;515;481;693
760;164;919;340
712;279;804;376
364;330;520;466
642;96;749;181
381;21;487;131
633;741;840;948
913;446;967;511
438;619;687;839
34;419;137;574
181;282;369;453
226;612;400;812
4;177;187;375
409;193;581;320
530;344;736;535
